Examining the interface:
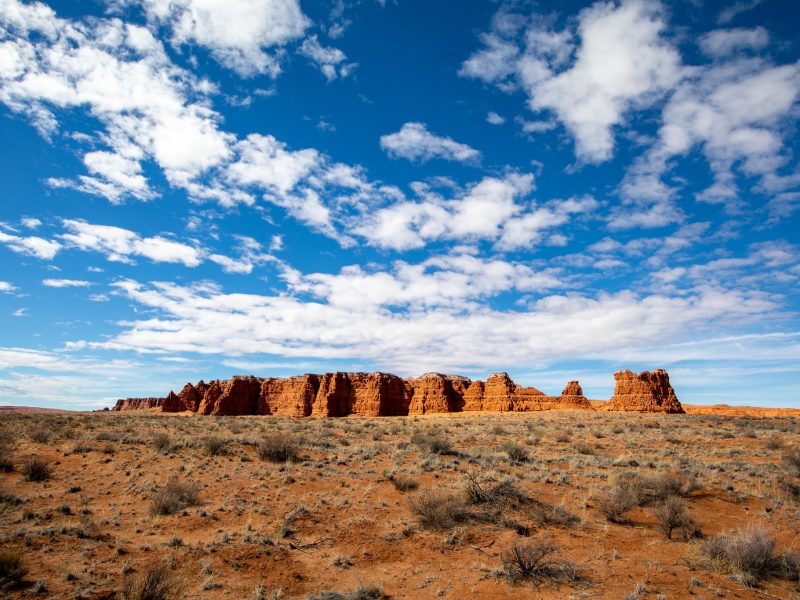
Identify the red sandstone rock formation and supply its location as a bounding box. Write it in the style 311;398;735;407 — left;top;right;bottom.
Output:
259;375;320;417
407;373;470;414
117;368;680;416
601;369;684;413
312;372;411;417
112;397;164;411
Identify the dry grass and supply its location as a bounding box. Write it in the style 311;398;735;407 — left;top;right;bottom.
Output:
257;432;300;462
21;457;51;482
122;563;181;600
0;549;26;589
150;478;201;516
501;537;579;586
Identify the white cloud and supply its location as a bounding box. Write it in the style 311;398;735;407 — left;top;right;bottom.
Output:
42;278;92;288
462;0;681;163
94;275;778;374
380;122;481;163
0;281;16;293
717;0;766;25
619;56;800;221
61;219;203;267
133;0;311;77
11;308;28;317
486;111;505;125
0;230;60;259
298;35;356;81
354;173;596;251
20;217;41;229
699;27;769;58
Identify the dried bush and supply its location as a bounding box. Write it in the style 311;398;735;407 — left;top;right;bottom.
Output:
411;431;453;455
764;433;783;450
151;433;173;453
504;443;529;463
307;585;387;600
29;429;50;444
652;471;699;500
650;496;695;540
22;458;51;482
150;478;201;516
783;447;800;476
596;485;637;523
0;448;13;473
501;537;578;585
701;523;789;586
201;436;227;456
257;433;299;462
409;490;470;530
388;474;419;492
122;563;180;600
0;550;26;589
464;473;528;506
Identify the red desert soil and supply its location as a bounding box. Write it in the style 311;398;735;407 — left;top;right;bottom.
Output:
1;408;799;599
0;405;75;414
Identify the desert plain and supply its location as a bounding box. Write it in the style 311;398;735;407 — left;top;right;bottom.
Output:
1;401;800;599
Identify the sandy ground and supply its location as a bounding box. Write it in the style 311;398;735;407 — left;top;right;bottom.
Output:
1;409;799;599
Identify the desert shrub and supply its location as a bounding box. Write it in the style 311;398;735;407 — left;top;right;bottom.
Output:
504;443;528;463
201;436;227;456
122;563;179;600
150;478;201;516
501;537;578;585
0;549;26;589
29;429;50;444
388;474;419;492
257;433;299;462
764;433;783;450
22;458;51;482
596;485;636;523
615;471;647;506
534;504;579;527
783;447;800;476
464;473;527;506
411;431;453;455
0;490;22;506
574;443;596;456
0;449;13;473
409;490;470;530
701;523;790;586
307;585;387;600
651;496;695;540
652;471;699;500
152;433;173;453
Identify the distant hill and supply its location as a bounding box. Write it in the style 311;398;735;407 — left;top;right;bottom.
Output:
0;405;76;414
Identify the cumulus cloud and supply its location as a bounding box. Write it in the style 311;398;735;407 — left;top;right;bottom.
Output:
297;35;356;81
380;122;481;163
486;111;505;125
61;219;203;267
618;55;800;223
354;173;596;251
461;0;681;163
699;27;769;58
0;281;17;293
131;0;311;77
95;274;777;374
0;230;61;259
42;278;92;287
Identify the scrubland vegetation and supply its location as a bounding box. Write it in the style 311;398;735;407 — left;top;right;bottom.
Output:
0;410;798;598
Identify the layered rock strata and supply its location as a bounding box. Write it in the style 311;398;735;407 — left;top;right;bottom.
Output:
112;397;164;411
112;368;682;415
600;369;684;414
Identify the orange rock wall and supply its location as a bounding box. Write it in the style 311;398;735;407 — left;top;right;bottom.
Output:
112;397;164;411
129;368;681;416
601;369;684;413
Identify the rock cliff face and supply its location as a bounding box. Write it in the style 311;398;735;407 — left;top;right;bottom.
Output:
113;368;682;416
112;397;165;411
601;369;684;413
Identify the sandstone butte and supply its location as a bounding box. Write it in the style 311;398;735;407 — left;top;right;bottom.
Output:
111;368;685;416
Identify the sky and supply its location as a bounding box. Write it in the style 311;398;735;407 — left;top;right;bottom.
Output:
0;0;799;410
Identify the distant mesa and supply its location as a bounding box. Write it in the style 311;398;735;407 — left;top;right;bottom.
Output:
111;369;684;416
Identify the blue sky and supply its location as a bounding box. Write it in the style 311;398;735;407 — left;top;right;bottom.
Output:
1;0;799;409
